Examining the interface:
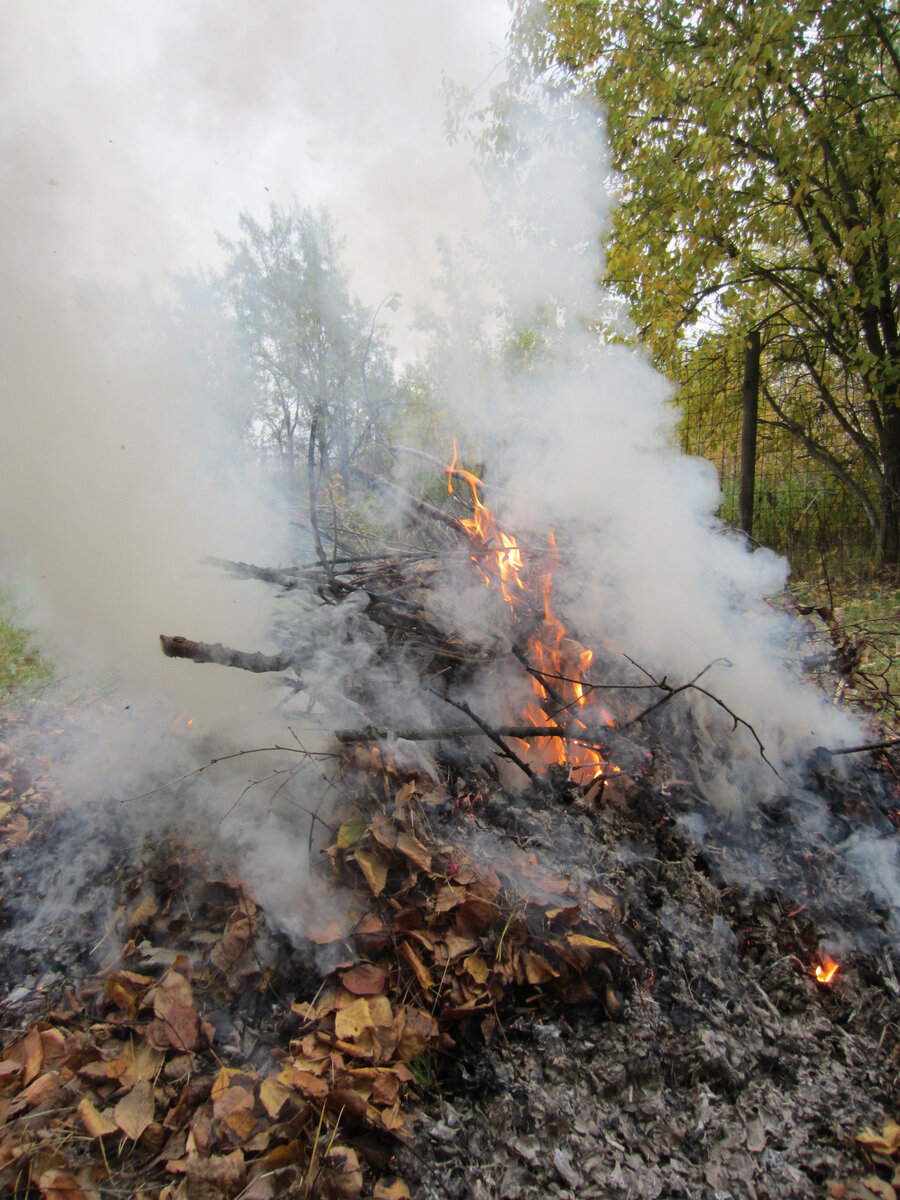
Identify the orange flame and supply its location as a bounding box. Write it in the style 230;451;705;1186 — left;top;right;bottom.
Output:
447;446;614;785
815;954;839;984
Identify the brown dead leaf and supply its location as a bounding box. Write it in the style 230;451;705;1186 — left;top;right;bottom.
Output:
393;781;417;808
442;932;480;960
116;1038;165;1088
77;1099;118;1142
1;811;28;845
184;1151;246;1200
307;918;347;944
586;886;619;913
0;1059;21;1087
211;1068;256;1101
341;963;388;996
327;1087;368;1121
114;1079;155;1141
398;941;434;994
368;812;397;852
394;832;432;873
455;897;498;934
212;1083;255;1124
393;1007;438;1061
210;913;252;973
521;951;558;984
36;1170;95;1200
378;1100;407;1134
278;1066;330;1097
217;1091;257;1145
105;970;155;1018
321;1145;363;1198
21;1025;44;1086
861;1179;897;1200
369;1071;400;1107
152;970;201;1052
392;907;423;932
38;1028;67;1063
432;885;464;914
20;1069;62;1108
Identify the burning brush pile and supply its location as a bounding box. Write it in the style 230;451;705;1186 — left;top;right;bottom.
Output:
3;451;900;1200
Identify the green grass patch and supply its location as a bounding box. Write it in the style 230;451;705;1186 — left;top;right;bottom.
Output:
789;572;900;729
0;598;50;705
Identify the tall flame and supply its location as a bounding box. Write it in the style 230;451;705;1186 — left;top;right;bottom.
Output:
447;444;614;784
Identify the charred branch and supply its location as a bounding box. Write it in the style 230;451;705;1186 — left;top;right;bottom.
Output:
335;724;569;742
350;463;468;537
427;689;536;778
160;634;296;675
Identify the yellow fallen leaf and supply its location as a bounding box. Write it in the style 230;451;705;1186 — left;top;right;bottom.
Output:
354;848;388;895
129;896;158;927
374;1178;412;1200
566;933;621;953
858;1120;900;1157
335;996;393;1041
115;1040;164;1089
464;954;491;985
259;1076;292;1119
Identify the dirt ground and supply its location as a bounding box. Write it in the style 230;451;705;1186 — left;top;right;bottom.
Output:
2;708;899;1200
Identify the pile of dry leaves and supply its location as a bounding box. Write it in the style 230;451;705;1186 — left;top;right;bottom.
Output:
0;733;636;1199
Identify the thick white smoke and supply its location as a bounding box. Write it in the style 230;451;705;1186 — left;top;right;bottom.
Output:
0;2;883;954
425;83;863;779
0;0;510;945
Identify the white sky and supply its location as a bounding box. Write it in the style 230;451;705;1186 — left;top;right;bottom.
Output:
1;1;511;315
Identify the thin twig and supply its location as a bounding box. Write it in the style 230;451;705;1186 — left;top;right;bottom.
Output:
426;689;535;779
828;736;900;756
620;655;783;779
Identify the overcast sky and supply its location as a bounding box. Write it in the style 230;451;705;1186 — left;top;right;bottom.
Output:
1;1;511;316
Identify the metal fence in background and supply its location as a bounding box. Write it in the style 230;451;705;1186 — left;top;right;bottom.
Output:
673;350;878;582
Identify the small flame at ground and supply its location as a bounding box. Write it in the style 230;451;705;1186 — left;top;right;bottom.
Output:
815;954;839;984
447;444;616;785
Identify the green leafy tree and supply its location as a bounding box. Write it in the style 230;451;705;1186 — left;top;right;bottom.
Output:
513;0;900;564
218;203;398;485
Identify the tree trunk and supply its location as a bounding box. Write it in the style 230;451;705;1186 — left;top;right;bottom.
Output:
879;401;900;568
739;330;761;539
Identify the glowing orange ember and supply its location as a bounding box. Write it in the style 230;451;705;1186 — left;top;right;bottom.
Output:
815;955;839;984
447;443;615;785
168;711;195;735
